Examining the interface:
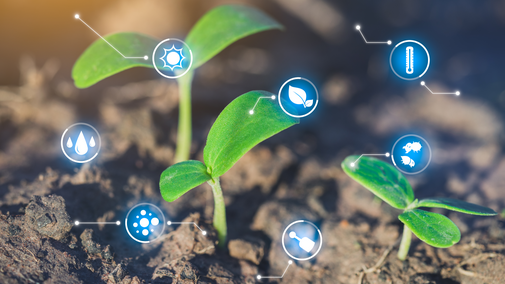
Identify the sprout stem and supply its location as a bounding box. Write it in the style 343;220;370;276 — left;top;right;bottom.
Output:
207;177;227;248
397;225;412;261
174;71;194;163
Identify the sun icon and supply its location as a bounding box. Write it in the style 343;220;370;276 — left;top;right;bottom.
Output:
160;45;185;70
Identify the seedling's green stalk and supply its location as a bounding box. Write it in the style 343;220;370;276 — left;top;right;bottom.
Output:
175;72;194;162
397;226;411;260
207;177;227;245
341;156;497;260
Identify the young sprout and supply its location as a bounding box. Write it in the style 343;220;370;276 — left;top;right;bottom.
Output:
342;156;497;260
159;91;298;247
72;5;284;162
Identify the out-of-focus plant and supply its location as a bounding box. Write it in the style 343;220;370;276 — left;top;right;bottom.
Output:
72;5;283;162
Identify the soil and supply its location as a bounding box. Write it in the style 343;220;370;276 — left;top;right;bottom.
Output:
1;1;505;283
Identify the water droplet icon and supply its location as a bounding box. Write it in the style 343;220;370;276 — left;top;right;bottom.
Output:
89;136;95;147
66;137;73;148
75;131;88;155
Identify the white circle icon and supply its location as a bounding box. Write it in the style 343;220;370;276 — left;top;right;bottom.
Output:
61;123;101;163
278;77;319;118
152;38;193;79
282;220;323;261
125;203;165;243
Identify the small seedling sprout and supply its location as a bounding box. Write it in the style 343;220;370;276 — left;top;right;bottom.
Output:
159;91;298;247
342;156;497;260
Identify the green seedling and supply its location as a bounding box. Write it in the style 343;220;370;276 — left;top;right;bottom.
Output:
159;91;298;247
342;156;497;260
72;5;283;162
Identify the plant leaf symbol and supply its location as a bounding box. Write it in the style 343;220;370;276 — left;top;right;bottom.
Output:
288;85;311;108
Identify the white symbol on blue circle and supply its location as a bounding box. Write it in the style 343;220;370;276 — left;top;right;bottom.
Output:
391;134;432;175
278;77;319;118
61;123;101;163
125;203;165;243
390;40;430;80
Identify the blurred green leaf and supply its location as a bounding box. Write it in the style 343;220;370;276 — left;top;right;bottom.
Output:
160;160;211;202
186;5;283;69
341;156;414;209
399;209;461;248
72;32;158;88
417;198;497;216
204;91;298;178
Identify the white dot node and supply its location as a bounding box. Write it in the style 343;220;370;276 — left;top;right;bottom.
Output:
149;213;152;216
151;217;160;226
249;110;254;115
140;218;149;227
387;40;392;45
202;231;207;236
144;56;148;60
456;91;460;96
136;216;139;218
136;230;139;233
142;229;149;236
141;210;146;216
167;221;172;226
151;229;154;232
350;163;355;167
385;152;390;157
421;81;425;86
116;221;121;225
289;260;293;264
74;221;79;226
167;52;180;65
356;25;361;30
74;14;80;19
257;275;261;280
271;95;276;100
133;222;138;227
289;231;296;238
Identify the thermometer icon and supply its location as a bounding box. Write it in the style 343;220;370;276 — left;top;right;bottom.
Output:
406;46;414;74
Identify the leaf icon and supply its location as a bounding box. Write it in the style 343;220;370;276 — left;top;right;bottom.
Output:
305;100;313;107
289;85;308;108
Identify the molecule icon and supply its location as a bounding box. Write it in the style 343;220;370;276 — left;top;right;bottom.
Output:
125;203;165;243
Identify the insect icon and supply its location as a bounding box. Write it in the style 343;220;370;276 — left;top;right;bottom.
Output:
403;142;422;154
401;156;416;167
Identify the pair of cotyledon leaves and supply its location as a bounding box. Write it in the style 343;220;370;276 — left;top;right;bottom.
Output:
342;156;496;248
72;4;284;88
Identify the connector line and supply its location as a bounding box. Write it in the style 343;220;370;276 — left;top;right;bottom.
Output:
257;261;293;280
249;95;276;115
167;221;207;235
351;153;390;167
74;221;121;226
355;25;392;45
420;81;460;96
74;14;148;60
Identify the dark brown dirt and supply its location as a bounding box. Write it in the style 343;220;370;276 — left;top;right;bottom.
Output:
1;1;505;283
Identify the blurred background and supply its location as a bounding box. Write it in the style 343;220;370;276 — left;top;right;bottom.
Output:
1;0;505;282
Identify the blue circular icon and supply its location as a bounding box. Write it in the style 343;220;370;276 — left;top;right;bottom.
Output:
61;123;101;163
125;203;165;243
152;38;193;79
282;220;323;261
278;77;319;118
390;40;430;80
391;134;432;175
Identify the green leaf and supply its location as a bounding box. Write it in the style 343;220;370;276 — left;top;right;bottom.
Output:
204;91;299;178
399;209;461;248
72;32;158;88
417;198;497;216
341;156;414;209
186;5;283;69
159;160;211;202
